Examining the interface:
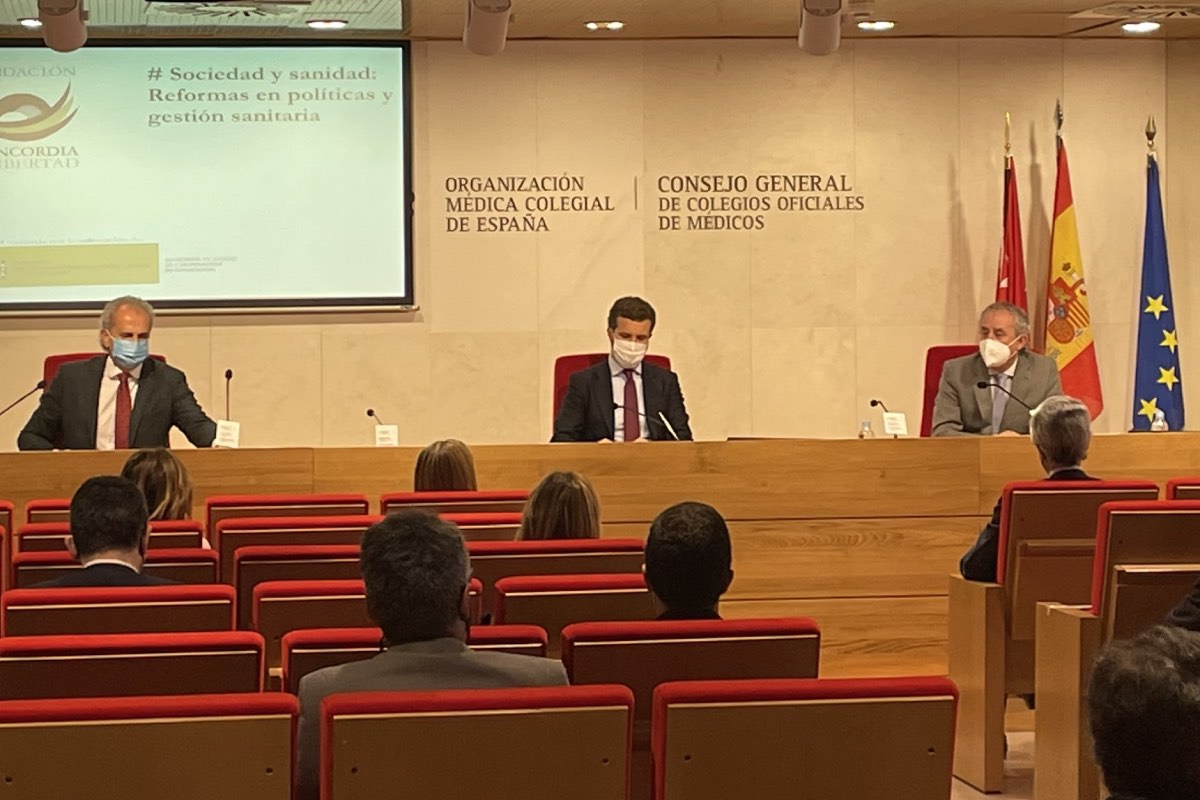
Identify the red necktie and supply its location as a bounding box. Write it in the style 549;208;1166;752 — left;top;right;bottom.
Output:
623;369;640;442
114;373;131;449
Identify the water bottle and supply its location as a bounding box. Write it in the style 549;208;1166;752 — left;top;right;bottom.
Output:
858;420;876;439
1150;410;1169;432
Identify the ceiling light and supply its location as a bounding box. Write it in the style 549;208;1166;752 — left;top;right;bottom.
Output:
19;17;43;28
857;19;895;31
1122;19;1161;33
584;20;625;31
306;19;348;30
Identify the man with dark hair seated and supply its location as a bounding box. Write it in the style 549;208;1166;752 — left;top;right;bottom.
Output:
295;511;568;800
32;475;172;588
1088;625;1200;800
644;501;734;620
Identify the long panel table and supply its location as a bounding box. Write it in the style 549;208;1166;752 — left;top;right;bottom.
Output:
1;433;1190;677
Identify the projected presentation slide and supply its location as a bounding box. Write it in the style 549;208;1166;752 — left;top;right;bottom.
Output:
0;43;412;310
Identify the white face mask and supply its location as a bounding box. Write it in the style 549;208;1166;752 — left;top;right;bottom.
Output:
979;337;1016;370
612;338;647;369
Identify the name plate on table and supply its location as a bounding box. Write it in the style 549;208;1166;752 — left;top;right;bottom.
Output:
882;412;909;437
214;420;241;449
374;424;399;447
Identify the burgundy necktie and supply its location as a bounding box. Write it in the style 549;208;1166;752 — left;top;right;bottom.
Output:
114;373;131;449
623;369;640;442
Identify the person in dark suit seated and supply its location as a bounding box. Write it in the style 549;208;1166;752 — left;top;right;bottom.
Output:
959;395;1097;582
644;501;734;620
31;475;174;588
18;295;216;451
552;296;692;442
1087;625;1200;800
295;511;568;800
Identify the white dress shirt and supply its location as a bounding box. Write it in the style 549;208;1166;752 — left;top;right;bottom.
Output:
95;356;143;450
610;355;649;441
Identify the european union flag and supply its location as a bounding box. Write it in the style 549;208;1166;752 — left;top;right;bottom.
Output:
1132;155;1184;430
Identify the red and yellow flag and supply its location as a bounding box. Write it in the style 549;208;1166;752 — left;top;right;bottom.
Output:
1044;137;1103;419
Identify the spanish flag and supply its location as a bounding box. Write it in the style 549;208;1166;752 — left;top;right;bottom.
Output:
1044;133;1103;419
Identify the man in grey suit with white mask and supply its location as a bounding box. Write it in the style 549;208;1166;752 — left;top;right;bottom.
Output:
294;511;567;800
931;302;1063;437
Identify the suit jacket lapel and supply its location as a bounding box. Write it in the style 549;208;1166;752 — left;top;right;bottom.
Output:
128;359;155;444
971;357;994;433
592;364;615;440
81;357;106;446
642;367;663;428
1005;352;1035;429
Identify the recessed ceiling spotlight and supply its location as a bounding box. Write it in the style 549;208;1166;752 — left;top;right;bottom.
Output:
306;19;348;30
18;17;43;29
857;19;895;31
1122;19;1161;33
584;20;625;31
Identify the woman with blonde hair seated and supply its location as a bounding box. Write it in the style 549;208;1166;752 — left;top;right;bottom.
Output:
413;439;478;492
518;471;602;540
120;448;194;521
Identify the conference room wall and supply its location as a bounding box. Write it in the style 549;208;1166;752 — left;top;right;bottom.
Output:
0;37;1191;453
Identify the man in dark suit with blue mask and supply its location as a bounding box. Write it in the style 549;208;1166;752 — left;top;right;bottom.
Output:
552;296;692;442
18;295;215;450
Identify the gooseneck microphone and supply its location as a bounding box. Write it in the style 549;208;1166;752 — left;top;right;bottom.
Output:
976;379;1034;411
0;380;46;418
366;408;387;426
869;398;891;413
223;369;233;419
611;403;681;441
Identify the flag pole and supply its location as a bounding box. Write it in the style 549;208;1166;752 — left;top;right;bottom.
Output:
1004;111;1012;159
1146;114;1157;159
1055;99;1064;146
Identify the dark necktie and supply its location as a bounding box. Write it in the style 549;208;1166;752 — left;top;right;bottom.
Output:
623;369;640;442
115;373;131;449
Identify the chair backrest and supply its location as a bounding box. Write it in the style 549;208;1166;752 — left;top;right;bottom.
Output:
469;538;646;619
997;480;1159;640
11;548;219;589
0;631;265;700
14;520;205;554
441;511;522;542
323;686;633;800
494;574;657;656
919;344;978;437
0;500;12;595
233;544;362;629
381;490;530;516
279;624;549;693
0;693;295;800
553;353;672;425
252;579;484;672
25;498;70;524
42;352;167;388
1090;501;1200;639
563;618;822;732
205;493;370;546
216;514;379;583
652;677;958;800
1166;477;1200;500
1;585;236;637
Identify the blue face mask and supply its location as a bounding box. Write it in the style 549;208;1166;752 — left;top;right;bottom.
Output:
110;336;149;367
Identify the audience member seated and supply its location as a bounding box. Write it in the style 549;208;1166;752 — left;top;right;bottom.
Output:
959;395;1097;582
413;439;478;492
30;476;174;588
121;448;194;521
517;470;602;540
644;501;733;620
1088;625;1200;800
294;511;567;800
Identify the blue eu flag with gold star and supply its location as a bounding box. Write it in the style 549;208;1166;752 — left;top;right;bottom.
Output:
1132;155;1184;430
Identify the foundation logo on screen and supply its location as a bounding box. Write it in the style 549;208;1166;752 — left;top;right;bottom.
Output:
0;84;78;142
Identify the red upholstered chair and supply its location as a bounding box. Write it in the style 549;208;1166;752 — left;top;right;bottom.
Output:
25;498;70;524
0;631;266;700
469;538;646;619
1;584;236;637
441;511;522;542
0;693;296;800
204;493;370;547
919;344;977;437
381;490;530;515
42;352;166;389
322;686;634;800
553;353;672;425
1166;477;1200;499
11;548;219;588
494;574;656;656
15;519;205;553
233;544;362;629
651;677;958;800
0;500;12;594
215;514;380;583
280;624;549;693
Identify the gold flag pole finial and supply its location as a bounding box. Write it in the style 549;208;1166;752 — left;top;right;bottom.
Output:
1004;112;1012;158
1146;115;1157;156
1055;99;1064;138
